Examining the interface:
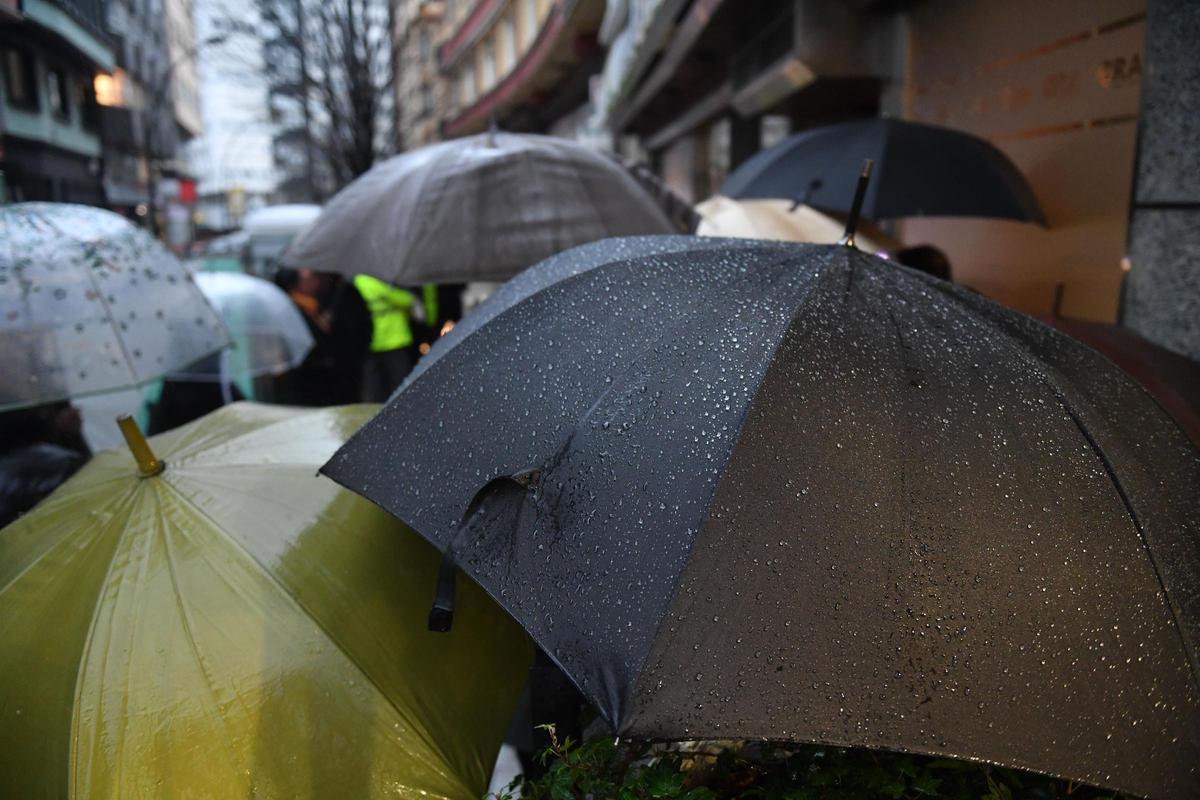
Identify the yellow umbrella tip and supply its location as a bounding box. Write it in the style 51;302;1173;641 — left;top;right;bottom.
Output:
116;415;165;477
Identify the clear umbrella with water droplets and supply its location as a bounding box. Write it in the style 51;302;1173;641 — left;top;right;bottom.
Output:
0;203;229;411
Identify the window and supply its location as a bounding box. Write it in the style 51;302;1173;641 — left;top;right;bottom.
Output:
421;83;434;116
479;40;495;90
46;67;70;121
418;27;432;63
76;76;100;131
499;15;517;73
520;0;538;46
2;48;39;110
458;68;474;106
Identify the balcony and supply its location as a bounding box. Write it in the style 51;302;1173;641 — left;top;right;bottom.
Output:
440;0;606;136
21;0;114;70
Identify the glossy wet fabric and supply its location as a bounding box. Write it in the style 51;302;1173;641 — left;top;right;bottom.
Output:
0;203;230;411
281;132;677;284
325;237;1200;799
721;119;1045;224
0;403;532;799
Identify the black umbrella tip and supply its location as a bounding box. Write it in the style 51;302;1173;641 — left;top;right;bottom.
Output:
427;551;459;632
428;605;454;633
839;159;874;248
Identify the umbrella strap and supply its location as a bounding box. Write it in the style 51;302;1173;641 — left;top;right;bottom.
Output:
427;552;458;632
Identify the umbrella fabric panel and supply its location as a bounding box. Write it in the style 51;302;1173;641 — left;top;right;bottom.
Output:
324;244;810;722
406;235;767;386
962;294;1200;677
282;133;676;284
624;262;1199;797
171;271;314;381
0;403;531;799
0;204;228;410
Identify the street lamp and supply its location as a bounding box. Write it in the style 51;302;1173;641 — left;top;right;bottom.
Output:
140;33;230;237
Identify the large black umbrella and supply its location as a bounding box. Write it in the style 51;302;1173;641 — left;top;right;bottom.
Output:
323;237;1199;798
721;119;1046;224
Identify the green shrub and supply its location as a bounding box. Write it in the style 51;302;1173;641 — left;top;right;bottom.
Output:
494;726;1124;800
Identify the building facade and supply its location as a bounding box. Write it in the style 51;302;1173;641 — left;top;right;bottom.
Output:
188;0;276;231
390;0;608;148
0;0;114;204
439;0;606;137
393;0;448;149
97;0;174;217
587;0;1158;332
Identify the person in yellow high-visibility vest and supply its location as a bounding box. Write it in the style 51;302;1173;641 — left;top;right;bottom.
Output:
353;274;420;402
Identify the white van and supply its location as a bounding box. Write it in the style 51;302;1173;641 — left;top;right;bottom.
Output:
241;204;322;278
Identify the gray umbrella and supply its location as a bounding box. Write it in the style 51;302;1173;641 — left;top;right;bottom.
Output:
325;237;1200;799
281;133;677;284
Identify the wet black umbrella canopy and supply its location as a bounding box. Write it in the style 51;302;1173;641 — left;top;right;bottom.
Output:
721;119;1046;224
324;237;1200;799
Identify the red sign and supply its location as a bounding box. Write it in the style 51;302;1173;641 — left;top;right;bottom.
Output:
178;179;197;203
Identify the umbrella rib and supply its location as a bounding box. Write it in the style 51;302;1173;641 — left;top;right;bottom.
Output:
402;143;456;282
68;487;144;796
155;482;250;776
930;283;1200;693
0;475;129;598
1055;399;1200;686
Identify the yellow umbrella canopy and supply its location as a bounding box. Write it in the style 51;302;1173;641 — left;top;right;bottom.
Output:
695;195;901;253
0;403;532;799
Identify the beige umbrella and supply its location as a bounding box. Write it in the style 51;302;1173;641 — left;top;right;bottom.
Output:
695;195;900;253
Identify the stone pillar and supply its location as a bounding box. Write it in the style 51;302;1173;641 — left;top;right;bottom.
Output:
1122;0;1200;360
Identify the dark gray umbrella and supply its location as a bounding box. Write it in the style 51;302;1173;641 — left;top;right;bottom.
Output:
323;237;1199;798
722;119;1046;224
281;133;677;284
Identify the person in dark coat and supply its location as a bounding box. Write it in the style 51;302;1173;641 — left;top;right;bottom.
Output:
0;401;91;528
146;352;247;435
275;269;373;406
896;244;953;282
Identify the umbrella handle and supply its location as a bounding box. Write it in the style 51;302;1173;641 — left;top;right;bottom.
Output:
839;159;873;249
117;415;165;477
428;554;457;632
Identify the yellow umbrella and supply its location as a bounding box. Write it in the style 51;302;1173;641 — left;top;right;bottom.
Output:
695;195;901;253
0;403;532;799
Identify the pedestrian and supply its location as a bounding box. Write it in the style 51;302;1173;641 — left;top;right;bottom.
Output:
896;244;953;281
353;274;420;402
413;283;466;353
146;352;247;435
0;401;91;528
276;269;372;406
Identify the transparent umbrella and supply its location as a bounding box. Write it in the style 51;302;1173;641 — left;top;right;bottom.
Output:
282;132;677;284
169;272;314;395
0;203;229;412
